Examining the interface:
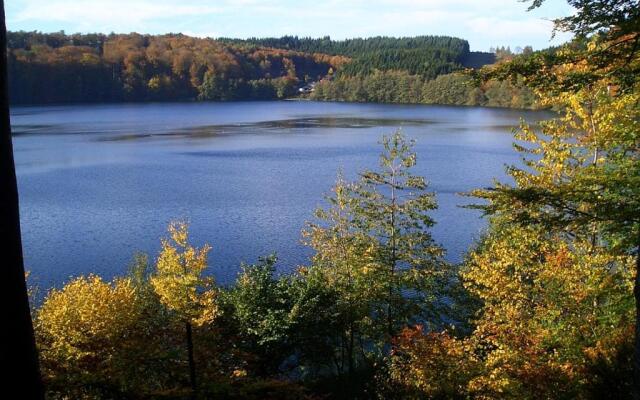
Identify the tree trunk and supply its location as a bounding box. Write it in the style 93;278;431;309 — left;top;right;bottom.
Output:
0;1;44;397
388;175;397;340
186;321;197;398
634;234;640;400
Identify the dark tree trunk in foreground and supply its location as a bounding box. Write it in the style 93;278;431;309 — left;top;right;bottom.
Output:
0;1;43;396
635;234;640;400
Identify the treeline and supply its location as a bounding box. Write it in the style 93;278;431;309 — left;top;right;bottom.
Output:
8;32;507;106
241;36;533;108
310;70;538;109
222;35;496;78
7;31;347;104
221;35;469;57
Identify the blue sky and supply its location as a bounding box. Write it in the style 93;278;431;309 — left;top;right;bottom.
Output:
6;0;575;51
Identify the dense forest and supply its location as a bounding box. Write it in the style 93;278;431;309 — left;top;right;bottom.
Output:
220;35;496;78
309;70;537;109
5;31;533;107
222;35;539;108
7;31;347;104
24;0;640;396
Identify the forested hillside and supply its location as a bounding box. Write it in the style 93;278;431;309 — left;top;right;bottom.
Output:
228;35;537;108
221;35;495;78
7;31;347;104
8;32;516;106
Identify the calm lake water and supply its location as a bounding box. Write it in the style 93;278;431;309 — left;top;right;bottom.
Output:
11;101;548;290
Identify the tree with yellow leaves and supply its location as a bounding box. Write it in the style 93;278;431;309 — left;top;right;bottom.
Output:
36;275;142;396
473;0;640;395
386;326;480;399
462;225;634;398
303;174;383;380
150;221;218;397
472;50;640;399
303;132;451;393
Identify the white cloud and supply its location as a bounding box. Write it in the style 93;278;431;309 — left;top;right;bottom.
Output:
181;30;222;39
467;17;553;38
464;16;573;47
7;0;574;50
12;0;222;27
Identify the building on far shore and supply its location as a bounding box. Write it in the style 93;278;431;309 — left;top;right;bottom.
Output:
298;82;316;94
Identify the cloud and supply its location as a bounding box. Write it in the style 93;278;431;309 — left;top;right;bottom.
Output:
467;17;553;38
11;0;223;30
7;0;574;50
181;30;222;39
464;16;573;46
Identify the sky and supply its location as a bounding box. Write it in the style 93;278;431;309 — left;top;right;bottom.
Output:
5;0;575;51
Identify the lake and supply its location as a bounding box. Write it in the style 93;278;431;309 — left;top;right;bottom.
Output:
11;101;549;290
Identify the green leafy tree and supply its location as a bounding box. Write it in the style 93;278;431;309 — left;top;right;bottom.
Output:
353;131;447;340
302;132;454;395
307;131;448;354
228;255;295;376
303;174;382;380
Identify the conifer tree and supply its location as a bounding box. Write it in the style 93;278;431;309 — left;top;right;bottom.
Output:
304;174;381;375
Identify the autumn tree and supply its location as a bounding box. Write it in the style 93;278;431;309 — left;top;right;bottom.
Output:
150;221;218;397
36;275;143;396
384;223;634;399
471;0;640;396
307;132;449;355
7;32;338;104
462;225;634;398
303;174;382;380
385;326;480;399
35;254;193;398
381;3;639;397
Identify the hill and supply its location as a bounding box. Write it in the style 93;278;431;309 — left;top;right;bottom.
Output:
7;31;347;104
8;31;528;107
221;35;496;78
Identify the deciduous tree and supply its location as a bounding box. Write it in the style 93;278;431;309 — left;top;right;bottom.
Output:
151;221;218;397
